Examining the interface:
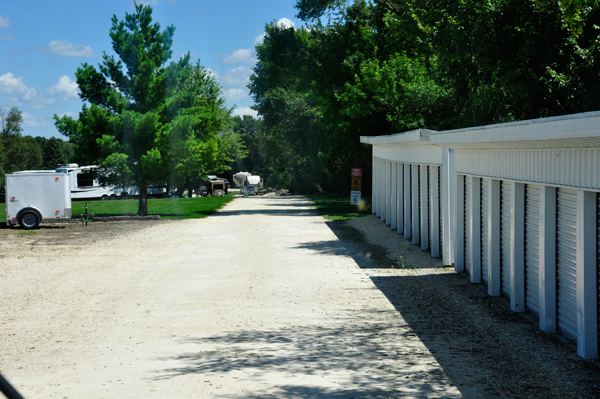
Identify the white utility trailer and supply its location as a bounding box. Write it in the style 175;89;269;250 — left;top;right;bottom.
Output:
5;172;72;229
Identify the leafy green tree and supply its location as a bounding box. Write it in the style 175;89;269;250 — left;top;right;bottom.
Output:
34;136;73;170
0;107;44;189
55;3;239;214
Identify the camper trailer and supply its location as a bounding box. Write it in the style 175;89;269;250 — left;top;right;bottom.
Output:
5;171;72;229
55;164;120;200
245;175;263;195
199;176;229;197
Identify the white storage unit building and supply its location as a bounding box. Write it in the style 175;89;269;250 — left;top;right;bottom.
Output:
363;111;600;360
430;111;600;359
361;129;454;265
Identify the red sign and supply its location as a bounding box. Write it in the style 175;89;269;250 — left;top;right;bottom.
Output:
351;168;362;177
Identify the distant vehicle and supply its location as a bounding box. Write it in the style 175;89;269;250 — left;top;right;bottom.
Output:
119;185;168;199
199;176;229;197
245;175;263;195
233;172;263;195
5;171;72;229
55;164;120;200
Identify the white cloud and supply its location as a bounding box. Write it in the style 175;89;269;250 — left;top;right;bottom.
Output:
224;88;249;101
45;40;96;57
22;112;49;127
254;33;265;46
232;107;258;118
220;66;252;88
48;75;79;100
0;14;10;28
206;68;219;80
221;49;256;65
57;111;78;119
276;17;295;29
179;51;198;59
255;18;296;46
0;72;38;100
0;35;14;40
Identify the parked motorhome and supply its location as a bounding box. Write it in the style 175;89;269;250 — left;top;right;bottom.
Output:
5;171;72;229
245;175;263;195
55;164;120;200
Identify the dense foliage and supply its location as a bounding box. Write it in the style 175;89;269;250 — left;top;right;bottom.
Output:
54;3;244;215
248;0;600;193
0;107;73;191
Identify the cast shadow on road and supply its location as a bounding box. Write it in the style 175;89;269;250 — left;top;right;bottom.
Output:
152;320;456;398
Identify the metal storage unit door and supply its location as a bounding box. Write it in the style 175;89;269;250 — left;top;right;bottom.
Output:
427;166;431;248
465;176;471;274
438;167;443;254
418;166;422;241
481;178;489;285
597;193;600;349
525;184;540;316
501;181;512;298
556;188;578;341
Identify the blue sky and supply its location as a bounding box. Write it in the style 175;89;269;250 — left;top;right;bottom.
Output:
0;0;300;139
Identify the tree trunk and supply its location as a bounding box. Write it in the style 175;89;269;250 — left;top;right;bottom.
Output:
176;185;185;198
137;184;148;216
187;180;194;198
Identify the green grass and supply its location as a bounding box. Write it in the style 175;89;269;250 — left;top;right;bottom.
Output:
306;193;372;221
72;195;234;220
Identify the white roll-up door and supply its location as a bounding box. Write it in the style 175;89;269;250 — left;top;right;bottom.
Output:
597;193;600;350
427;166;431;249
409;165;413;233
481;178;489;285
438;166;443;255
465;176;471;275
418;166;422;242
556;188;578;341
501;181;512;298
525;184;540;316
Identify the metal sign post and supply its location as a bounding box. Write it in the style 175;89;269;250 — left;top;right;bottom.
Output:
350;168;362;205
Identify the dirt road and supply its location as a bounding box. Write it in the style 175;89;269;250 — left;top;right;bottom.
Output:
1;195;475;398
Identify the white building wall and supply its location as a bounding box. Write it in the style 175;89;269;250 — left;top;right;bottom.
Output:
455;149;600;191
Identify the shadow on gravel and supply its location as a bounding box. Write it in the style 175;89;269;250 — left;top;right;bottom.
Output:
152;323;456;398
320;219;600;399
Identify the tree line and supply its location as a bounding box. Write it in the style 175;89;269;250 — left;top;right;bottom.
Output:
244;0;600;193
0;106;73;194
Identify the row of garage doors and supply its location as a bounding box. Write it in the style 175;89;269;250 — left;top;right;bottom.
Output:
460;175;597;343
374;160;443;258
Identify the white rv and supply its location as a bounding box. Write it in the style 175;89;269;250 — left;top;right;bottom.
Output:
5;172;72;229
55;164;120;200
245;175;263;195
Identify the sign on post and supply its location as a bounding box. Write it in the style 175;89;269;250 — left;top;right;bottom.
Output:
350;168;362;205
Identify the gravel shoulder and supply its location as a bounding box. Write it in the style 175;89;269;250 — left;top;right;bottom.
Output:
0;198;599;398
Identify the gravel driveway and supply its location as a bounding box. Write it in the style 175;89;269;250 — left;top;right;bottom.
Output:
0;195;598;398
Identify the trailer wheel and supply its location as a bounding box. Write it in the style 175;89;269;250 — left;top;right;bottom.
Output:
101;195;109;200
19;211;40;230
110;194;117;200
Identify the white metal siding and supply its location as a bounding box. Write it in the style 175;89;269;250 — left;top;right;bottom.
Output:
454;149;600;191
465;176;471;274
556;188;578;341
525;184;541;316
501;181;512;298
481;178;489;285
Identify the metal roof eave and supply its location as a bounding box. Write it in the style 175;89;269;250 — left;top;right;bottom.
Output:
429;111;600;150
360;129;437;146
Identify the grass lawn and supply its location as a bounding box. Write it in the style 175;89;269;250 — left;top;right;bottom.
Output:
306;193;372;221
72;195;234;220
